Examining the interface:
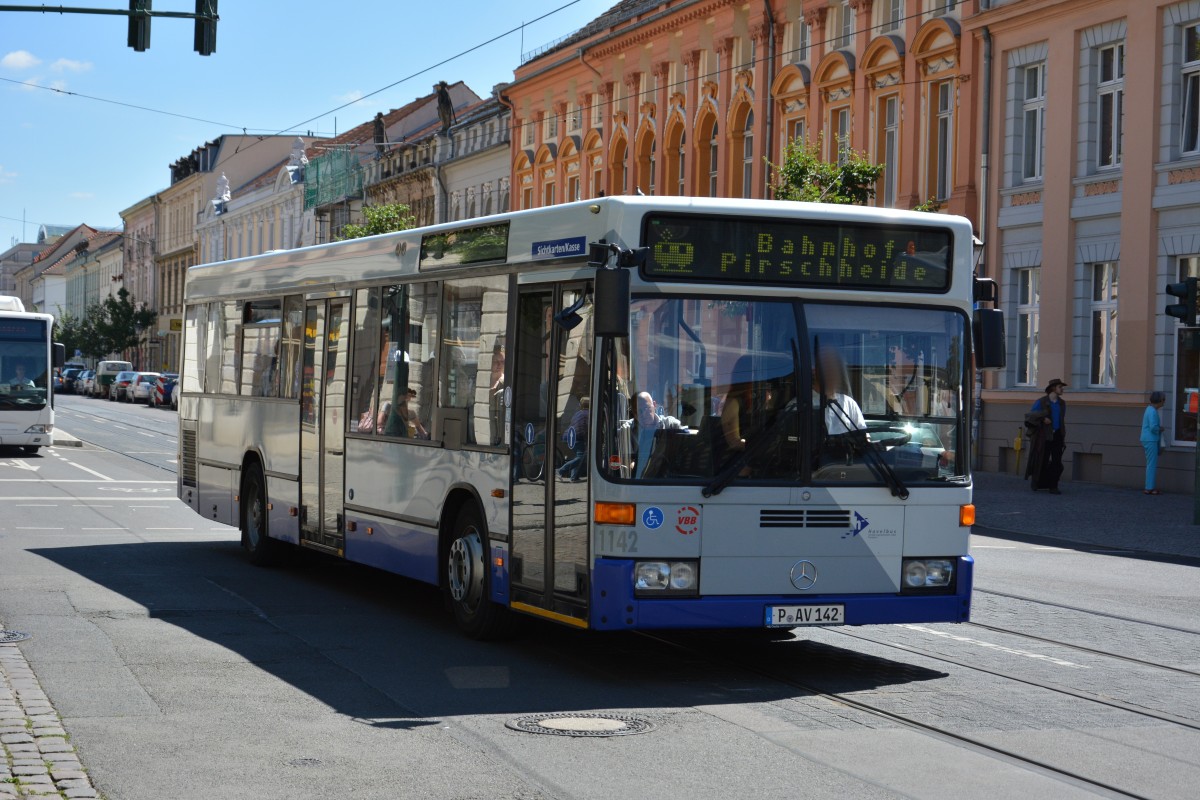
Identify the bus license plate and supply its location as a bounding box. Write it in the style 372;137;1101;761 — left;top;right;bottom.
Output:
765;604;844;627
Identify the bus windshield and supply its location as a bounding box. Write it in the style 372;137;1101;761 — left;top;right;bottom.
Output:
0;318;50;411
599;297;968;487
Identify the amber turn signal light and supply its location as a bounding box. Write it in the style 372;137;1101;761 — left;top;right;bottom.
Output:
594;502;636;526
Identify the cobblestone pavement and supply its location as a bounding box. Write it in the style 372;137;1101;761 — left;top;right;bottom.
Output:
0;637;99;800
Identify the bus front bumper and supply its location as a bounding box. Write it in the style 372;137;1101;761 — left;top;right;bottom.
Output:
589;555;973;631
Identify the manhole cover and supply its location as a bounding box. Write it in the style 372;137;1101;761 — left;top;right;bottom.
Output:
505;712;655;737
0;630;31;644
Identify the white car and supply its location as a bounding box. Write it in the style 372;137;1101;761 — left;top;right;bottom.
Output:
129;372;161;403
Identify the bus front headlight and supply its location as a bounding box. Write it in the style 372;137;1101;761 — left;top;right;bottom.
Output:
901;558;955;590
634;560;699;595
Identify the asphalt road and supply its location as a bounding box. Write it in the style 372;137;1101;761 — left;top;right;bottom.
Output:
1;394;1198;799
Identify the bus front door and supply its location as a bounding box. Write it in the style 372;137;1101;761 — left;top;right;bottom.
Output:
509;285;591;626
299;297;349;554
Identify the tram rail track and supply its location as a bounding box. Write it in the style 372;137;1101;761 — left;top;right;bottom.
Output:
975;588;1200;637
54;400;178;475
641;629;1158;800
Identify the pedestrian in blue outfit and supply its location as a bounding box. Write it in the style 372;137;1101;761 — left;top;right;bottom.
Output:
1140;391;1166;495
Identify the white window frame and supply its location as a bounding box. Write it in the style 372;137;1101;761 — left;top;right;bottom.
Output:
1183;24;1200;154
545;112;558;141
881;95;899;207
1021;62;1046;181
1015;267;1040;386
797;20;811;63
677;133;687;196
1097;43;1125;169
932;80;954;200
742;111;755;198
836;1;855;51
708;123;720;197
832;106;851;165
881;0;904;34
1088;261;1118;387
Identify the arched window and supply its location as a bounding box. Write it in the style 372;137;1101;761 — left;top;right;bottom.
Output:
677;133;686;196
742;111;755;198
611;138;628;194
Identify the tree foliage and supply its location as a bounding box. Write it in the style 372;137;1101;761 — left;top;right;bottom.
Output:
771;136;885;205
59;289;156;360
338;203;417;240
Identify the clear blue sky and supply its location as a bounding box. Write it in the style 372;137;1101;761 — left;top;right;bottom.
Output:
0;0;613;248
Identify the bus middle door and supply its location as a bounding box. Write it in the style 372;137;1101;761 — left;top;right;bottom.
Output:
299;297;349;555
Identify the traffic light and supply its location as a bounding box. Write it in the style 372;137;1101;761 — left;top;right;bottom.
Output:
1165;277;1198;324
128;0;151;52
194;0;218;57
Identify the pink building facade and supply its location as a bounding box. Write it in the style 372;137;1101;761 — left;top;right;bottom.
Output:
970;0;1200;490
506;0;981;221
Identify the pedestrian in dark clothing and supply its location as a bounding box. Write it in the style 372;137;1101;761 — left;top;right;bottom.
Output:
1025;378;1067;494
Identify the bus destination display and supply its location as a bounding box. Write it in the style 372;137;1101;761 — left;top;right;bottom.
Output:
643;213;952;292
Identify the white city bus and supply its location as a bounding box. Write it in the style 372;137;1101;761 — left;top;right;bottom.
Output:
0;297;64;454
178;197;1003;638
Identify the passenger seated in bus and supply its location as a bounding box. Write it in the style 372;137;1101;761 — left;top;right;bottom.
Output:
621;391;686;477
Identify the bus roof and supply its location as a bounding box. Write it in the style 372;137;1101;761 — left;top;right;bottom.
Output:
0;295;26;312
183;197;974;302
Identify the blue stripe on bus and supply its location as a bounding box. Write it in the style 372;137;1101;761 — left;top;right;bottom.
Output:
590;556;973;631
343;517;438;585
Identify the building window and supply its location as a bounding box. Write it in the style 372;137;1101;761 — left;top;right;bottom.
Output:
1097;43;1125;168
931;80;954;200
831;107;850;165
835;1;854;50
1022;63;1046;181
521;186;533;210
741;111;755;198
882;0;904;33
593;166;603;197
545;112;558;141
1089;261;1118;387
1015;267;1040;386
521;119;534;148
796;20;810;63
880;95;899;207
677;133;687;196
568;174;581;202
567;102;581;133
929;0;956;16
1182;24;1200;154
543;181;555;207
708;122;720;197
1174;256;1200;443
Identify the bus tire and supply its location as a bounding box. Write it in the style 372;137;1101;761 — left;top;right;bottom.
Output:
21;446;38;455
241;464;278;567
445;504;514;640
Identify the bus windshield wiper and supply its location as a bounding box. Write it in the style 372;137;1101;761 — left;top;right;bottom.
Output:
825;399;909;501
702;401;798;498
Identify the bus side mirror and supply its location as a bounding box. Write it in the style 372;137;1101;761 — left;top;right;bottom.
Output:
594;267;630;338
53;343;66;369
972;308;1006;370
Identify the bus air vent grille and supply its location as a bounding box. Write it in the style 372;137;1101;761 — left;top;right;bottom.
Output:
181;429;198;488
759;509;851;529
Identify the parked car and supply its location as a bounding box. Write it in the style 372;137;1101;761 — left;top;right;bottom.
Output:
151;373;179;409
75;370;95;395
129;372;161;403
60;367;84;394
110;370;139;402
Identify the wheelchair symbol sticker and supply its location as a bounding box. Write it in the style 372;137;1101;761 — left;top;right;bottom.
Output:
642;507;664;529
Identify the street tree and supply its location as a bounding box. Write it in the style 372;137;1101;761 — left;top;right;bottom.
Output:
771;135;884;205
53;311;89;362
338;203;416;240
96;288;157;360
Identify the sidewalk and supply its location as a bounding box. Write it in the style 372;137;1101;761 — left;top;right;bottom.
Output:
973;469;1200;560
50;430;82;448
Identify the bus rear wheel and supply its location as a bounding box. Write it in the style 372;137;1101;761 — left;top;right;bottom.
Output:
445;505;514;640
241;464;278;567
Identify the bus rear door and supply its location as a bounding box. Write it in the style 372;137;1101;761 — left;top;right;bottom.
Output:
299;297;349;554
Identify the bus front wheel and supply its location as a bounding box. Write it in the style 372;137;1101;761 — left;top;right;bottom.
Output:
241;464;278;567
445;505;514;640
21;446;38;455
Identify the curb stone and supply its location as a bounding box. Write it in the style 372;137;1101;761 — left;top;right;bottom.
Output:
0;637;100;800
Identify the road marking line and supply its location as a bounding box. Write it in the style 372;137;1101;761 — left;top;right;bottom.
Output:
137;431;155;437
902;624;1087;668
15;527;64;531
14;504;55;507
66;461;114;480
145;527;195;531
82;527;128;531
972;545;1017;549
